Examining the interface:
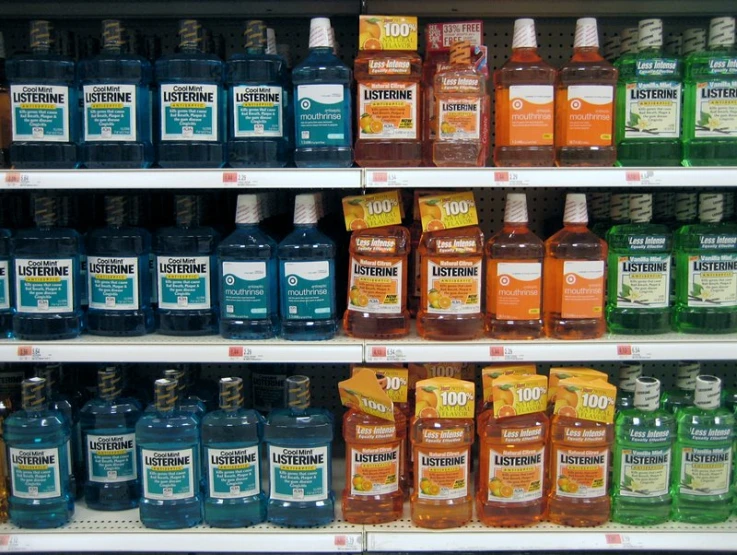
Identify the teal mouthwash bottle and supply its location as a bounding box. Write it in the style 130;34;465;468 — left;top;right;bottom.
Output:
615;19;683;166
683;17;737;166
86;195;154;336
606;193;672;334
155;19;225;168
252;365;293;414
0;217;12;338
79;20;153;168
5;377;73;528
155;195;219;335
672;375;733;523
202;377;265;527
278;194;337;340
292;17;353;168
616;363;642;412
674;193;737;333
6;21;79;169
265;375;334;526
136;378;202;529
80;367;141;511
218;194;278;339
661;361;700;414
11;195;83;340
612;376;675;525
226;20;289;167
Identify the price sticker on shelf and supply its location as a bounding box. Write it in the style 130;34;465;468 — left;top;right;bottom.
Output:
16;346;52;361
616;344;652;360
489;345;525;362
333;534;361;552
367;345;407;362
4;172;38;187
365;171;409;188
493;171;530;187
624;170;661;187
227;345;264;362
222;172;260;187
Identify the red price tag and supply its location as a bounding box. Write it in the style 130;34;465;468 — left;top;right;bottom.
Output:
490;346;504;357
223;172;238;183
228;346;244;357
371;346;387;359
494;171;509;182
617;344;633;356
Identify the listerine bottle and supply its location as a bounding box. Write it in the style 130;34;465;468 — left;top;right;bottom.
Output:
218;194;278;339
278;194;337;340
683;17;737;166
672;375;733;522
11;195;83;339
251;365;293;413
0;366;23;523
226;20;289;167
80;367;141;510
161;368;206;421
616;363;643;412
674;193;737;333
274;38;294;157
292;17;353;168
86;195;154;336
155;195;219;335
612;377;675;524
5;377;73;528
155;19;225;168
6;20;79;168
264;375;334;526
606;194;673;334
0;212;11;337
202;377;265;527
136;377;202;529
79;19;153;168
661;361;700;415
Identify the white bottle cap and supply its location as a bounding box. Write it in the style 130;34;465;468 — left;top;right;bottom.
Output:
694;375;721;410
709;17;736;48
513;18;537;49
620;27;639;54
629;194;653;224
309;17;332;49
638;19;663;50
675;193;698;222
677;361;700;390
266;28;277;55
619;363;643;393
563;193;588;224
574;18;600;48
699;193;724;223
294;194;319;225
602;34;621;60
235;195;260;225
588;192;611;221
634;377;661;412
665;34;683;56
683;28;707;56
610;193;630;222
504;193;529;224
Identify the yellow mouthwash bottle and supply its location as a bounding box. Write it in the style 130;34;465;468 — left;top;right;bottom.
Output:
661;361;700;414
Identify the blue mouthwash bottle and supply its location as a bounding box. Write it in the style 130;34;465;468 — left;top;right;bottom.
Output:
265;375;334;526
155;19;225;168
292;17;353;167
0;217;12;338
155;195;219;335
4;377;73;528
278;194;337;340
136;377;202;529
218;194;278;339
79;20;153;168
202;377;266;527
6;21;79;169
273;34;295;157
80;366;142;510
86;195;154;336
11;195;84;340
226;20;289;167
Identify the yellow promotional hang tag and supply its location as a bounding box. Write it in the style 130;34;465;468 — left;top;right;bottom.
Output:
548;367;609;407
351;365;409;404
339;368;395;422
553;378;616;424
481;364;537;405
419;191;479;232
359;15;419;51
343;190;403;231
415;377;475;419
493;374;548;419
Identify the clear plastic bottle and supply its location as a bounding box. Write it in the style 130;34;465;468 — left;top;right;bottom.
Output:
661;361;700;415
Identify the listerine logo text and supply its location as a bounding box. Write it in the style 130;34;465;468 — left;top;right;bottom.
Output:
18;260;69;277
272;449;325;465
12;86;66;103
159;258;208;273
235;87;281;103
162;85;214;103
88;259;135;274
85;85;133;103
210;449;257;465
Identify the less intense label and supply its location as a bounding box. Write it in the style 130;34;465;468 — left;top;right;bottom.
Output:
417;447;469;500
348;256;402;314
359;82;418;140
88;256;140;311
157;256;211;310
10;447;62;499
269;445;329;502
488;260;541;321
207;446;260;499
221;261;270;319
83;84;137;141
11;84;70;142
487;446;544;503
141;447;196;500
160;83;218;141
561;260;604;319
426;257;481;315
86;433;136;483
15;258;75;313
508;85;554;146
564;85;613;146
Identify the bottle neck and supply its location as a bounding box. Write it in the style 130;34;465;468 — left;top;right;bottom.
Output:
564;221;589;230
180;43;201;54
571;47;604;61
311;46;333;54
638;46;664;56
503;221;530;231
246;47;265;55
103;46;123;56
511;47;542;62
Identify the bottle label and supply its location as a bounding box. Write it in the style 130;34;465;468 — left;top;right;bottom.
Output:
358;82;418;140
221;261;270;319
160;84;219;141
487;446;544;503
15;258;75;314
233;85;283;138
437;96;481;141
615;254;670;309
281;260;333;320
295;84;347;146
560;260;604;319
348;255;403;314
83;84;137;141
686;253;737;307
425;256;482;315
507;85;554;146
618;447;671;498
157;256;211;310
417;447;469;500
88;256;140;311
0;260;10;310
564;85;614;146
488;260;541;321
269;445;329;502
11;84;70;142
624;81;682;139
252;372;287;412
679;446;732;496
141;447;196;500
206;446;260;499
9;446;62;499
555;446;608;499
694;80;737;138
86;433;137;483
349;445;400;496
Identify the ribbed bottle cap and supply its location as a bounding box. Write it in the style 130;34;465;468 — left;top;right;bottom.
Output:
513;19;537;49
709;17;736;48
266;28;277;55
638;19;663;50
235;194;260;225
22;377;47;410
97;367;122;401
653;192;675;222
219;377;244;410
35;363;61;394
244;20;266;50
102;19;124;50
677;361;700;390
163;368;186;397
294;194;318;225
588;192;611;221
694;375;721;410
30;20;52;52
620;27;639;54
665;34;683;56
504;193;529;224
683;28;707;55
277;44;292;67
675;193;698;222
309;17;332;49
105;195;127;227
699;193;724;223
34;195;58;227
574;18;600;48
629;194;653;223
563;194;588;224
634;377;661;412
175;195;200;227
450;41;472;65
619;363;643;393
179;19;202;50
285;375;310;410
154;378;178;412
610;193;630;221
602;34;621;60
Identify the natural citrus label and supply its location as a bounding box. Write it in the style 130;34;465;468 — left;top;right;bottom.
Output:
481;365;537;404
437;96;482;141
493;374;547;419
555;447;608;499
343;190;403;231
358;82;418;140
553;378;616;424
339;369;395;422
419;192;478;232
349;445;400;496
487;260;542;321
359;15;418;51
508;85;554;146
560;260;605;319
694;78;737;138
348;254;402;315
425;256;482;315
548;368;608;406
564;85;614;146
624;78;681;139
618;447;671;498
417;447;469;500
686;253;737;308
352;366;408;403
415;377;474;419
615;253;671;309
679;446;732;496
487;446;545;503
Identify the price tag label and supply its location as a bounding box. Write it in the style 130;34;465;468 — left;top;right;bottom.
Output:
227;346;264;362
4;172;37;187
16;346;52;361
366;171;408;188
222;172;259;187
624;170;661;187
334;534;361;552
616;344;652;360
489;346;525;361
367;345;407;362
493;171;530;187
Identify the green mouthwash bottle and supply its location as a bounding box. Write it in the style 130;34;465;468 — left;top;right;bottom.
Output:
674;193;737;333
616;363;642;412
615;19;683;166
683;17;737;166
202;377;266;527
661;361;700;414
606;194;672;334
672;375;733;523
612;377;675;525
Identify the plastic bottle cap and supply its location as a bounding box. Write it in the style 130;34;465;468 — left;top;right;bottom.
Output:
653;192;675;221
665;34;683;56
235;194;260;225
629;194;653;223
244;20;266;50
620;27;639;55
699;193;724;223
450;41;472;65
22;377;47;410
154;378;178;412
634;377;661;412
285;375;310;410
309;17;332;49
179;19;202;50
683;28;707;55
102;19;124;50
610;193;630;221
266;28;277;55
619;363;643;393
724;193;735;218
709;17;736;48
694;375;721;410
638;19;663;50
294;194;319;225
574;18;599;48
602;34;620;60
588;192;611;221
677;361;700;390
563;193;588;224
675;193;698;222
98;368;122;401
513;18;537;49
30;20;52;52
504;193;529;224
219;377;244;410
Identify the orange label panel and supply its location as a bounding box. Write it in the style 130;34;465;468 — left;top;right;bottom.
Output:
555;447;608;499
487;446;545;503
508;85;554;146
348;256;403;315
359;82;418;140
560;260;605;319
488;260;542;321
350;445;400;496
564;85;614;147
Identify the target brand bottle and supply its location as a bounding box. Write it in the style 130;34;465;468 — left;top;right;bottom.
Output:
615;363;642;412
661;361;700;414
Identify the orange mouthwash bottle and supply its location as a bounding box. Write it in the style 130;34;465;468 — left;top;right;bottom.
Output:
411;377;475;529
355;16;422;167
546;377;616;527
478;374;549;527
